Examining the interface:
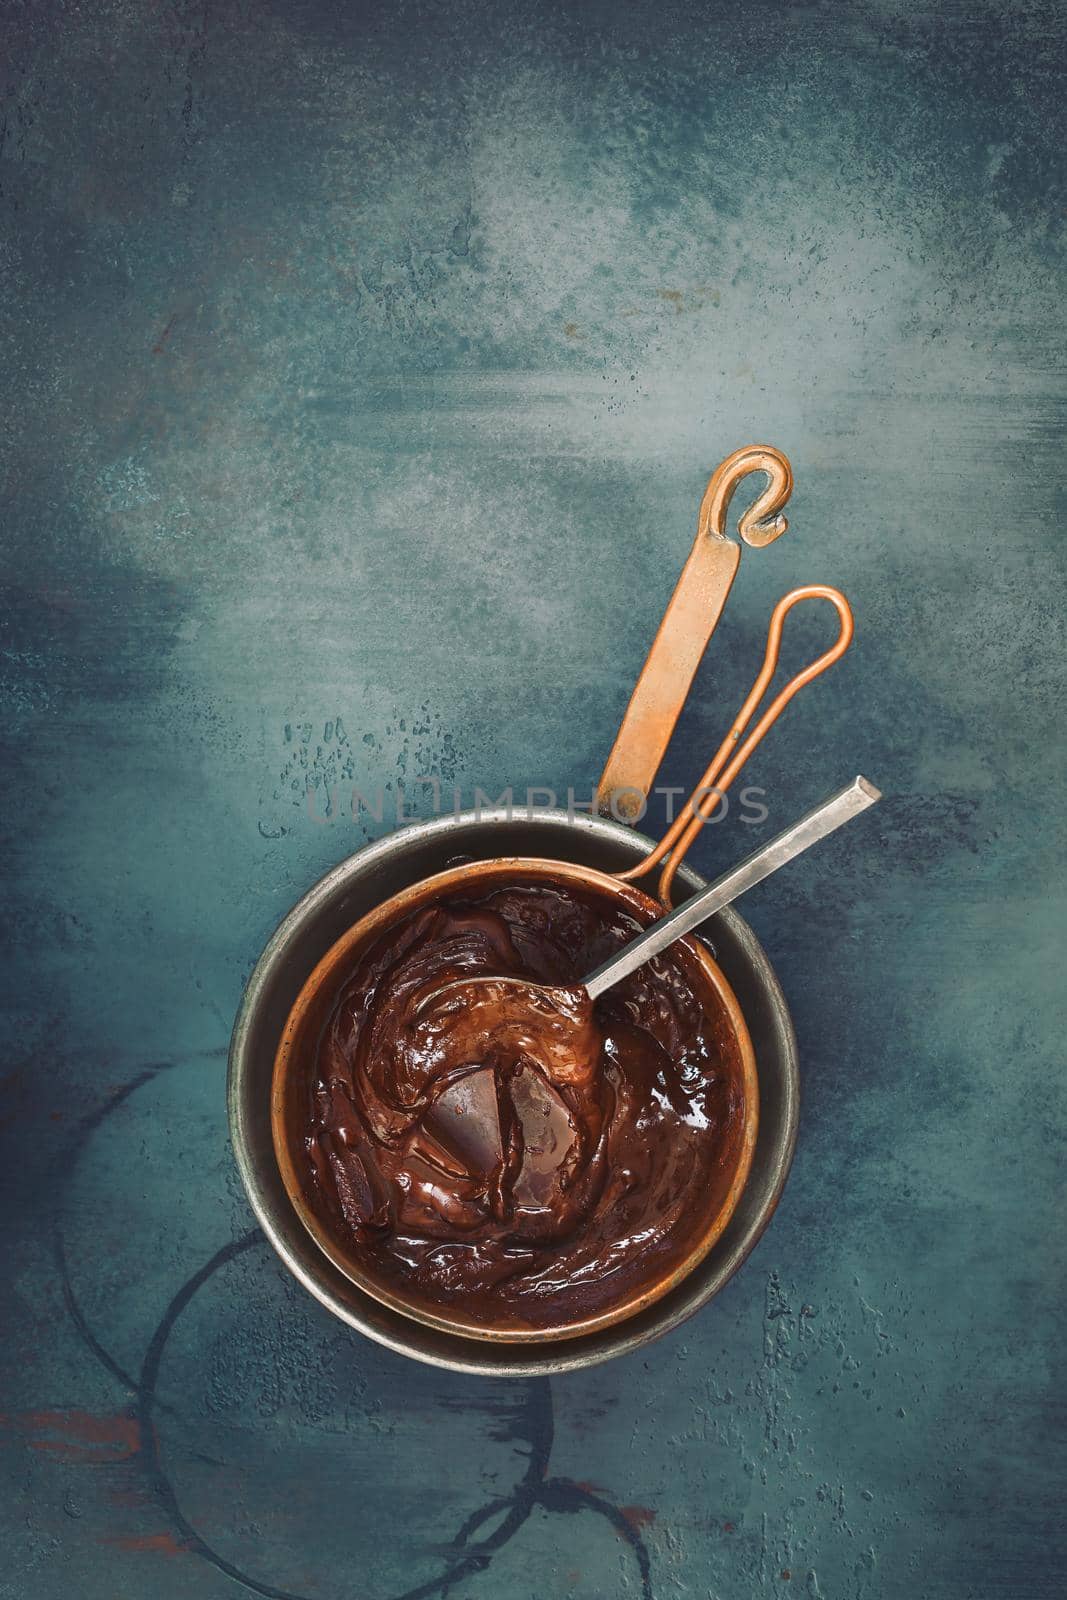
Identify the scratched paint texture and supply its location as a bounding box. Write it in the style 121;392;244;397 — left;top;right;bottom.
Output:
1;0;1065;1595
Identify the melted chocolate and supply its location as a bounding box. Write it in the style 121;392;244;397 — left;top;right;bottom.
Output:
300;881;745;1329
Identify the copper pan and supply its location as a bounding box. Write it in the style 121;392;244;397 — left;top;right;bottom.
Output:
271;584;853;1344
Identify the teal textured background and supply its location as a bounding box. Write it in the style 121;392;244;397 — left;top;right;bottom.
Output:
1;2;1064;1596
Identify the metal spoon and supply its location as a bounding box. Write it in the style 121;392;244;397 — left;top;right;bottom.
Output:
584;775;880;997
420;777;879;1170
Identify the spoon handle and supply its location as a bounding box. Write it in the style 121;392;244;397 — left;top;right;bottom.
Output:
583;776;881;1000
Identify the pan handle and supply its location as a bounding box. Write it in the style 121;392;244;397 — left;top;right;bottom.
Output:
595;445;793;824
615;585;854;905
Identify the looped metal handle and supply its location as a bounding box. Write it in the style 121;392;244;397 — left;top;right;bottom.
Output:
696;443;793;549
595;445;793;823
616;585;854;905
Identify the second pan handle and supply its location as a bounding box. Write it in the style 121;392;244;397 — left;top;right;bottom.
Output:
616;585;855;905
595;445;793;823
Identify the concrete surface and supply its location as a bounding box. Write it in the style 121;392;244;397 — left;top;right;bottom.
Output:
1;1;1064;1596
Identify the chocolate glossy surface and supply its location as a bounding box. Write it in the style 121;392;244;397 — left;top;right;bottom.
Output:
298;882;748;1330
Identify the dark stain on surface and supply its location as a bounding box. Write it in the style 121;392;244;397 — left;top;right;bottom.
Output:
620;1504;657;1530
151;316;177;356
103;1530;191;1556
0;1408;140;1463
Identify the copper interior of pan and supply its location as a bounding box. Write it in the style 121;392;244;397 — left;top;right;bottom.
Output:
272;857;760;1344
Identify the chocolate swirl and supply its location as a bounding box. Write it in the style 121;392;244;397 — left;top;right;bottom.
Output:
301;881;745;1330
